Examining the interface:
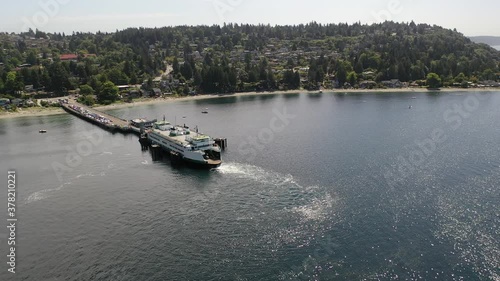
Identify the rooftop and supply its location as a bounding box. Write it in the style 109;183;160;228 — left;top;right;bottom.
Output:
60;54;78;60
153;122;211;148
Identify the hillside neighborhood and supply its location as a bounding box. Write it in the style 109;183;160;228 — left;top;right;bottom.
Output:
1;22;500;110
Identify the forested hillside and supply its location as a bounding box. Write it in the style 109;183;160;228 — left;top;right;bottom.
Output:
1;21;499;101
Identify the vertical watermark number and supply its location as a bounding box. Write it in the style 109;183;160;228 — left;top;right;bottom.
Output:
7;171;17;274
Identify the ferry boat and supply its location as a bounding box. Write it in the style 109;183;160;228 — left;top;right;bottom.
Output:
147;121;222;168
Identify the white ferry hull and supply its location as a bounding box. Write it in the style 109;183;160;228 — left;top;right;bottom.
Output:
147;130;222;168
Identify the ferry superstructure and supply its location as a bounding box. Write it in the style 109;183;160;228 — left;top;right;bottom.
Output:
147;121;222;168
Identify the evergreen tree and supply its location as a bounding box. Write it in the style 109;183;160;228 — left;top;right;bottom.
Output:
173;57;179;74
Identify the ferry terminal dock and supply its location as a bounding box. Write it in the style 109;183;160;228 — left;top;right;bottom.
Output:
61;100;227;165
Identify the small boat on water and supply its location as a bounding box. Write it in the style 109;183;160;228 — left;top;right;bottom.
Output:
39;130;47;133
202;108;208;114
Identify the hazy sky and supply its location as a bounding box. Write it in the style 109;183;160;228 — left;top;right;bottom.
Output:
1;0;499;36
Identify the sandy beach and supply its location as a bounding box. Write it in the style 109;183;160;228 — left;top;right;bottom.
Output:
0;107;66;119
1;87;498;120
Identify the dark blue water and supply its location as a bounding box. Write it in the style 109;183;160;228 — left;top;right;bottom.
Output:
1;92;499;280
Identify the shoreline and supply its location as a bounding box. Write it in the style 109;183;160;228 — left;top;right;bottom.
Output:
0;107;66;119
1;87;498;119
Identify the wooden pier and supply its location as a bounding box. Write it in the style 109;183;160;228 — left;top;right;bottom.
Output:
61;101;140;135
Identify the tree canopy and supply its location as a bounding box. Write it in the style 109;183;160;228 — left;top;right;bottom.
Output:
97;81;119;104
426;73;442;88
0;21;499;99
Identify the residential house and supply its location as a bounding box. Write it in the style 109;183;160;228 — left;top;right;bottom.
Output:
24;100;35;107
25;85;35;92
121;89;140;99
0;98;10;106
11;98;24;106
361;71;376;80
127;90;141;99
359;80;377;89
153;77;162;87
117;85;133;91
478;80;500;87
60;54;78;62
152;88;162;97
140;89;149;97
381;79;403;88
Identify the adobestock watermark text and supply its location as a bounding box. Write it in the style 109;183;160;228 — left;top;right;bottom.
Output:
238;106;296;161
204;0;244;23
384;93;490;188
371;0;414;23
21;0;71;32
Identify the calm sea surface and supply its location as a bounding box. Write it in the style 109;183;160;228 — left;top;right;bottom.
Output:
1;91;499;280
